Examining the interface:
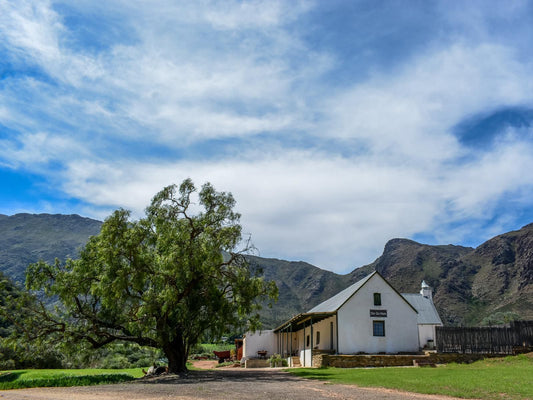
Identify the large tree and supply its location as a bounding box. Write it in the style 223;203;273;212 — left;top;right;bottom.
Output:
19;179;277;373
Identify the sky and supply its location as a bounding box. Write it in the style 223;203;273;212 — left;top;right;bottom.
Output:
1;0;533;274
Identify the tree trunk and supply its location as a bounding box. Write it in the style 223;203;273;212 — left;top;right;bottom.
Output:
163;337;188;373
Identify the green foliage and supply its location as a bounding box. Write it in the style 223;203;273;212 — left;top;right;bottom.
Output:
190;343;234;357
17;180;277;373
268;353;287;367
0;272;64;370
61;342;164;369
480;311;522;326
290;354;533;400
0;368;142;390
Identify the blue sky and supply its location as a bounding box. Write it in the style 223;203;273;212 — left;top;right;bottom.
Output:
1;0;533;273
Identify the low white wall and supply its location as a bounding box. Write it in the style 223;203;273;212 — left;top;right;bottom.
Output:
243;330;277;360
300;349;312;367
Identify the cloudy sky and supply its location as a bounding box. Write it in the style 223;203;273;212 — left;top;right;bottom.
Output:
1;0;533;273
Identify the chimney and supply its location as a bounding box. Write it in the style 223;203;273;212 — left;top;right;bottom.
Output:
420;280;432;300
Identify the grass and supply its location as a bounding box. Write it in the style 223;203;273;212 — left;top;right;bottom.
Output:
193;343;235;353
0;368;144;390
289;354;533;400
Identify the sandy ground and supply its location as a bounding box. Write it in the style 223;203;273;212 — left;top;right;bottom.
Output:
0;367;473;400
190;360;220;369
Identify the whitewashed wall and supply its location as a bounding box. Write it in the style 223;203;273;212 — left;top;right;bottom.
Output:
243;330;277;360
337;274;419;354
310;316;336;351
418;324;437;348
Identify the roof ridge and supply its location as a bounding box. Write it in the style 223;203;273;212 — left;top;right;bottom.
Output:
307;271;376;313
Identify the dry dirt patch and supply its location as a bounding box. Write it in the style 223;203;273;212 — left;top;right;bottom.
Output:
190;360;219;369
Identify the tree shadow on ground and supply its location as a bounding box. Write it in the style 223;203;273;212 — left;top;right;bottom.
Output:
135;369;304;385
0;371;23;383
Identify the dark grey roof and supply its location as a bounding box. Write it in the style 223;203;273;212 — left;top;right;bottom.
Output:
402;294;442;325
307;272;376;313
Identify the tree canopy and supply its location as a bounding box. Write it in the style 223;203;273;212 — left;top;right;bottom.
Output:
18;179;277;373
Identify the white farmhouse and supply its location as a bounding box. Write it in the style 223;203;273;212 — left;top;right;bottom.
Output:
243;271;442;367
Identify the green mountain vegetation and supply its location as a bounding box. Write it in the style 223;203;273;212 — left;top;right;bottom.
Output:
0;214;531;328
0;213;102;282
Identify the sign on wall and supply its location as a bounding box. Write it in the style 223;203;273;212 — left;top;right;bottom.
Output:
370;309;387;317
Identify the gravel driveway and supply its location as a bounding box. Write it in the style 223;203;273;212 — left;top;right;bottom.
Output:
0;368;470;400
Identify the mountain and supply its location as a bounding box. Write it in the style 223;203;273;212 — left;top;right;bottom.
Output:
351;226;533;326
0;213;102;282
246;255;351;329
251;226;533;327
0;213;531;327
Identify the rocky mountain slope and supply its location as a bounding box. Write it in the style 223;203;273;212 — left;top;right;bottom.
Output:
0;213;531;327
0;213;102;282
354;225;533;326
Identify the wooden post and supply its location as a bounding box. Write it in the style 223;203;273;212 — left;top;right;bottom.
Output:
303;323;306;367
310;317;314;367
290;323;293;357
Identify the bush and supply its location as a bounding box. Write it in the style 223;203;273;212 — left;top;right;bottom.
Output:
268;354;287;367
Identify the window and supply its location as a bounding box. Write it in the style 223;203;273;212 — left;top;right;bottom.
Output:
373;292;382;306
316;331;320;345
306;334;310;347
373;321;385;337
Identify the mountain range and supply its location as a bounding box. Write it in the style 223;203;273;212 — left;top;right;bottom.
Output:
0;213;531;327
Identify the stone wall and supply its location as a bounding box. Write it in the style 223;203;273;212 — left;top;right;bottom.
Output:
244;359;270;368
313;352;499;368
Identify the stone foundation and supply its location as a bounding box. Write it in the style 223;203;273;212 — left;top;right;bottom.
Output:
313;352;500;368
244;358;270;368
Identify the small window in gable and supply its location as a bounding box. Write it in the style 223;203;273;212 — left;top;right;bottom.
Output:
373;292;382;306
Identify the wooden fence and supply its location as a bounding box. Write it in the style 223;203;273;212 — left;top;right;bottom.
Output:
436;320;533;354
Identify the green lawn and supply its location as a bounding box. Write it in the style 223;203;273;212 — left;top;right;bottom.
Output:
289;354;533;400
0;368;145;390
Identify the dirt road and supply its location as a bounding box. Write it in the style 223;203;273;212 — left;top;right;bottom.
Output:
0;368;470;400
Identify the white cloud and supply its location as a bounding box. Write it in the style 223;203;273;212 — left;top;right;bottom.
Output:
203;0;311;30
321;43;533;164
0;131;87;168
0;0;326;147
0;0;104;85
2;1;533;273
51;130;533;273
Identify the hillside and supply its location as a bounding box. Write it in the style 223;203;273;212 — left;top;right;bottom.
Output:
0;213;531;327
246;255;351;328
0;213;102;282
355;227;533;326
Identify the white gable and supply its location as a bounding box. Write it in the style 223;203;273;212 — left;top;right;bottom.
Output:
307;272;375;313
336;272;419;354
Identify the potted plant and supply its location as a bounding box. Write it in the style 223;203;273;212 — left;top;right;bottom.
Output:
269;353;283;368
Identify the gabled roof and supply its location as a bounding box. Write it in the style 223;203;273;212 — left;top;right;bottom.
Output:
402;294;442;325
308;270;418;314
274;272;378;332
274;271;420;332
307;271;376;313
